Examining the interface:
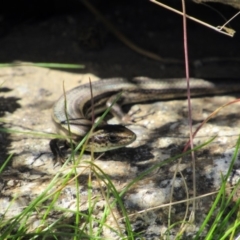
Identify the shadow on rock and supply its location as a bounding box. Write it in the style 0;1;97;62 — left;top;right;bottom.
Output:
0;92;21;164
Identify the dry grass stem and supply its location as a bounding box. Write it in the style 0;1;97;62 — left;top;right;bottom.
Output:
150;0;236;37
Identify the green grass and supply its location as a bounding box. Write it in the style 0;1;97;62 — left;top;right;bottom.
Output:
2;128;239;239
0;62;85;69
195;138;240;240
1;73;240;239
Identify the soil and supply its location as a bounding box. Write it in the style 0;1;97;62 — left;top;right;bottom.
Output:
1;0;240;78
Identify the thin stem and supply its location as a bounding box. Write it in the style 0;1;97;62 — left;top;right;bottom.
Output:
182;0;196;221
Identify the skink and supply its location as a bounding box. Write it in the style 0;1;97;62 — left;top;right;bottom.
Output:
50;77;240;162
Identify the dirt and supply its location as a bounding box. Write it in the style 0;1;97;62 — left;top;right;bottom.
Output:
1;0;240;78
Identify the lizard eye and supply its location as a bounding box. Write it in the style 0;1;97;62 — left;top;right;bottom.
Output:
108;135;119;143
